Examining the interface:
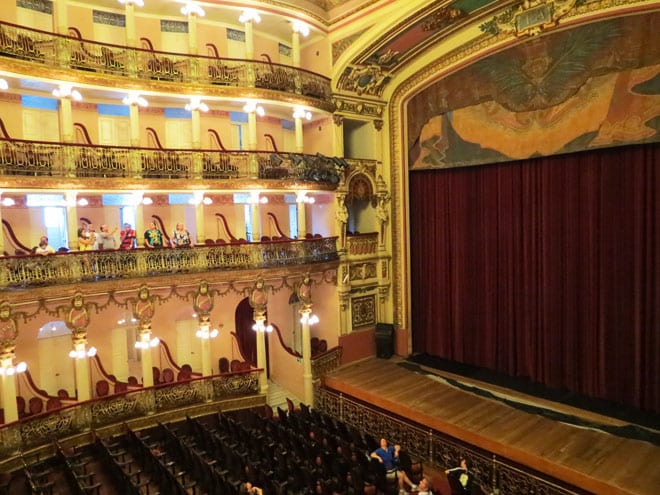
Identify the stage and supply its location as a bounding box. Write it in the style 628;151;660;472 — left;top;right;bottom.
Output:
322;356;660;495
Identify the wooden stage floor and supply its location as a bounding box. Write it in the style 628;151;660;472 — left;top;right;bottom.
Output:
322;357;660;495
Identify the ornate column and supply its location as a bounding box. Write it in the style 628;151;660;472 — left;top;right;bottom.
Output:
293;107;311;154
239;9;260;87
193;192;207;245
65;191;79;250
119;0;142;76
291;21;308;93
53;0;69;35
248;192;265;241
63;293;95;401
0;302;24;423
186;97;208;178
296;192;314;238
249;278;271;395
243;101;263;179
333;114;345;159
335;194;348;251
181;1;204;55
296;276;317;406
123;92;147;177
0;195;7;256
193;281;217;376
131;286;158;387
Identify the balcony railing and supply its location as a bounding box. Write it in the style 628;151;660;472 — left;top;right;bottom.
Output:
0;138;346;185
0;237;339;290
0;21;332;105
0;369;262;460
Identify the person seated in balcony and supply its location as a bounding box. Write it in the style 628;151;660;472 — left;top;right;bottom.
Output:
170;222;191;247
34;236;55;255
415;476;434;495
93;224;118;250
120;223;137;249
77;222;95;251
144;221;164;248
371;438;417;494
239;481;263;495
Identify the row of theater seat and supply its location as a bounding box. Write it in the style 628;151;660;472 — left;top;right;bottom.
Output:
4;402;422;494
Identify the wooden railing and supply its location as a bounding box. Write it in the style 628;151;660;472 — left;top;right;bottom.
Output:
0;138;345;185
0;369;262;461
0;237;339;290
0;20;332;106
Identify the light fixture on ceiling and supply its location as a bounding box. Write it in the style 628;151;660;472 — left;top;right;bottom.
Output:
181;1;205;17
243;100;265;116
247;191;268;204
122;91;148;107
135;336;160;349
52;84;82;101
293;107;312;120
0;361;27;375
0;79;8;90
118;0;144;7
296;192;315;204
239;8;261;24
69;346;97;359
252;319;273;332
196;325;219;339
185;96;209;112
300;313;319;325
292;20;310;37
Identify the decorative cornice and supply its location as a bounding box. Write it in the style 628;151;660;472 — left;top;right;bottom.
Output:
333;96;384;118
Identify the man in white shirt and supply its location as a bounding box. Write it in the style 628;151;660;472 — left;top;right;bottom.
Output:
93;225;117;250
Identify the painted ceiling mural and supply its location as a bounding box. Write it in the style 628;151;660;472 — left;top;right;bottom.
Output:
406;11;660;169
335;0;496;96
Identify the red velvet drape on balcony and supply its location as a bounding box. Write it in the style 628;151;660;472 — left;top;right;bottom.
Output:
410;143;659;413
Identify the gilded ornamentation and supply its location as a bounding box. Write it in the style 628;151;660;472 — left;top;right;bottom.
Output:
311;346;342;380
213;370;259;395
481;0;579;37
249;277;270;312
317;388;580;495
338;65;391;96
421;7;466;31
0;301;18;356
0;239;339;291
155;382;202;410
351;294;376;328
90;395;139;424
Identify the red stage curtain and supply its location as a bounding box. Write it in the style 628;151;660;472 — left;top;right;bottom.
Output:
410;143;659;413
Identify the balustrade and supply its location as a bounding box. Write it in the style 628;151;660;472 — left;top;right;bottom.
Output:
315;387;584;495
0;21;332;105
0;237;339;290
0;370;261;460
0;139;344;185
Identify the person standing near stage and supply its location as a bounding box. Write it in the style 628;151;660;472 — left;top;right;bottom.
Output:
445;458;473;494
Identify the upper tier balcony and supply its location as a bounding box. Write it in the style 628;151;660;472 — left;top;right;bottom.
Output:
0;236;339;291
0;21;333;110
0;137;347;187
